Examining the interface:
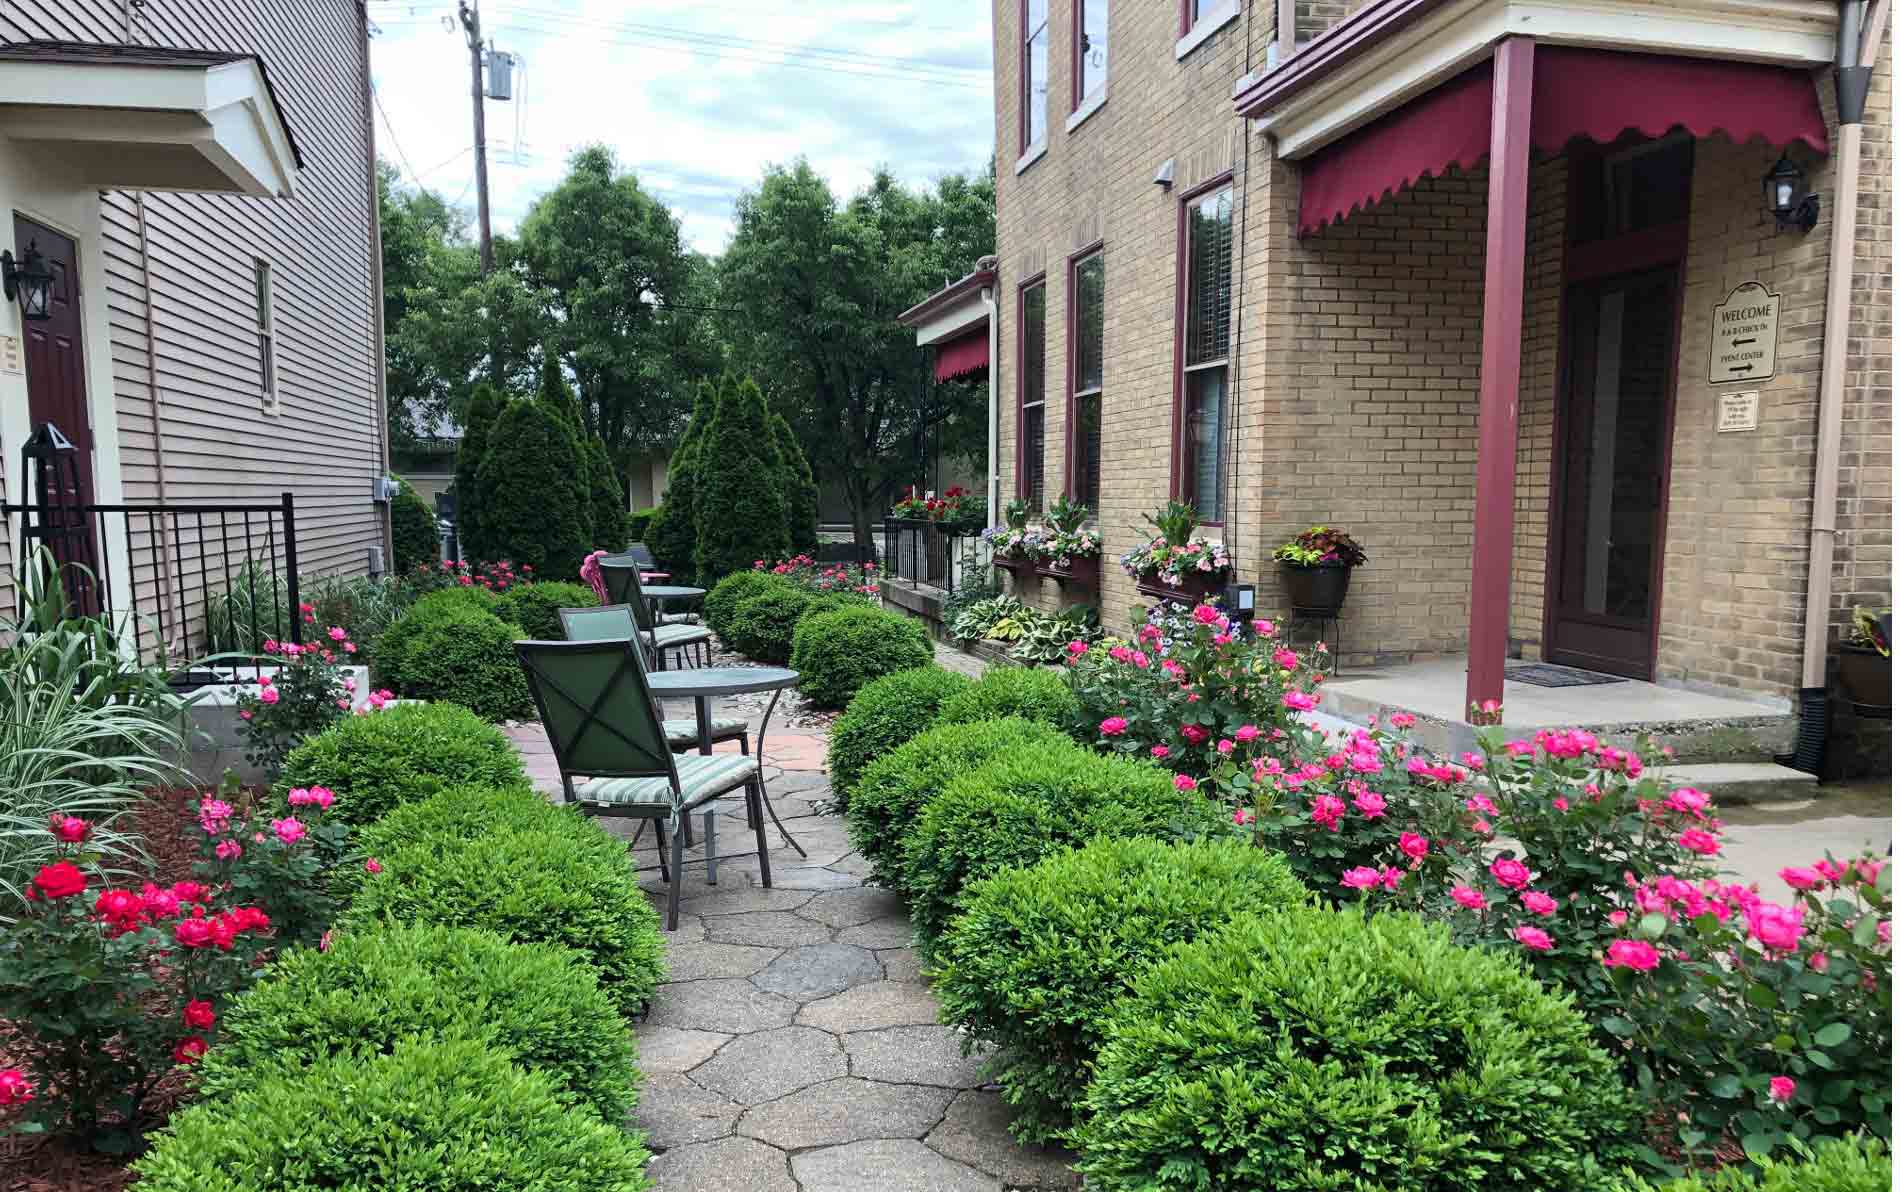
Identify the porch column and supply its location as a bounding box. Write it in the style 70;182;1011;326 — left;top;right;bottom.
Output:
1464;35;1535;719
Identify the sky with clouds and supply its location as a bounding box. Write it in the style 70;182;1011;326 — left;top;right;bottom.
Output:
365;1;996;255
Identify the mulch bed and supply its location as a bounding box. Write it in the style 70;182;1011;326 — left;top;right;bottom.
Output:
0;788;215;1191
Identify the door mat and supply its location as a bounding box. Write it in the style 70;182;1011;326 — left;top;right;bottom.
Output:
1505;662;1628;688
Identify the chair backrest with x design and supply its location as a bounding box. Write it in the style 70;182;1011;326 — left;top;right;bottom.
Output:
515;639;680;794
598;559;655;631
559;603;640;643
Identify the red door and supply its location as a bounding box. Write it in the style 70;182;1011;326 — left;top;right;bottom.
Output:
16;215;100;609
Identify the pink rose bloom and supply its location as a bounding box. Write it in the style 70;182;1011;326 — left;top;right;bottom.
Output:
1150;744;1171;759
270;817;307;845
1067;640;1089;657
1191;603;1221;625
1272;648;1299;670
48;815;91;843
1352;790;1386;819
1310;794;1346;832
1212;632;1234;646
1489;856;1532;890
0;1069;33;1106
1471;817;1493;836
1607;910;1629;927
214;839;243;861
1814;859;1847;883
1389;713;1415;729
365;857;383;875
1180;724;1208;745
1807;951;1829;972
1779;866;1823;891
1233;807;1254;826
1464;794;1498;816
1520;890;1559;916
328;626;348;642
1879;920;1892;946
1099;716;1128;737
1551;797;1570;812
1603;939;1660;971
1460;752;1486;769
1450;885;1486;910
1746;902;1806;953
1234;724;1260;743
1399;832;1430;861
1380;867;1403;891
1857;859;1886;885
1514;925;1554;952
1677;828;1722;856
1340;867;1383;891
1768;1076;1796;1104
1666;787;1710;814
1173;773;1198;792
1216;739;1235;755
1282;691;1319;712
257;686;280;705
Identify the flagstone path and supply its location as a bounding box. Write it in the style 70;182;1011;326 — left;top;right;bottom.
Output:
507;697;1081;1192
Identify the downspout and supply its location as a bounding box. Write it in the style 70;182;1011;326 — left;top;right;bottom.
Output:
358;2;394;574
984;270;1001;518
1791;0;1877;772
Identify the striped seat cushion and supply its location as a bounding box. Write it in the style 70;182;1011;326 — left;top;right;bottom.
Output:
653;624;711;647
661;717;745;745
574;752;759;810
658;612;700;625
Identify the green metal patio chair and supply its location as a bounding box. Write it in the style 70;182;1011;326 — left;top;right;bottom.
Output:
558;604;748;754
599;557;710;666
515;637;772;930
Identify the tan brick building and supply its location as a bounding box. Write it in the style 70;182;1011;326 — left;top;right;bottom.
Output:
986;0;1891;763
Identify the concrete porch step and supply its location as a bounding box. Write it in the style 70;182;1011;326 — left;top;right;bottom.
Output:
1651;762;1819;805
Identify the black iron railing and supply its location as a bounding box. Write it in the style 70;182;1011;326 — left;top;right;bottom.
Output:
880;518;988;598
2;493;303;664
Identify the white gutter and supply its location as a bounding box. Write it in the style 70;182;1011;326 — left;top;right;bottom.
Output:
984;282;1001;517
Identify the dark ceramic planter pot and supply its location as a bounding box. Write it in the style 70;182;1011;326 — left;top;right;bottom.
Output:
1283;562;1353;617
1134;570;1227;605
1837;644;1891;709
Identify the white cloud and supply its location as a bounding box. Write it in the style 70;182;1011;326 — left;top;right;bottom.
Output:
367;0;995;253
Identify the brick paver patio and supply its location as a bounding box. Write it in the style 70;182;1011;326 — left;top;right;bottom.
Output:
507;697;1080;1192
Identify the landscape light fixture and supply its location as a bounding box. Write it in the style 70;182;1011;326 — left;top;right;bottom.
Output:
1;241;53;321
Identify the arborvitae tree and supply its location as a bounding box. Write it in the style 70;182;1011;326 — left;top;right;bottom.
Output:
534;351;595;545
768;411;820;553
389;477;439;572
694;375;791;580
584;433;626;550
650;379;714;578
453;384;504;560
476;397;592;578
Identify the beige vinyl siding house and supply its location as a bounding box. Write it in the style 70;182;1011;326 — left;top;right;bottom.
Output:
0;0;388;649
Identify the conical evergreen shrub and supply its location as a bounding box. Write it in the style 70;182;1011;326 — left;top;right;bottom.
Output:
535;353;594;546
694;375;790;581
453;384;504;560
650;380;714;579
476;396;591;578
584;434;626;551
771;410;820;552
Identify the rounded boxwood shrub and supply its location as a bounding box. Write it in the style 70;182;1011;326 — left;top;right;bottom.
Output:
827;667;973;807
1613;1137;1888;1192
134;1035;653;1192
397;607;535;722
495;580;600;641
902;748;1226;952
370;586;500;688
356;783;580;855
845;717;1070;892
193;923;638;1123
790;605;934;709
934;837;1308;1143
342;822;666;1014
725;586;813;665
704;569;792;642
1072;907;1640;1192
278;702;526;828
935;665;1080;730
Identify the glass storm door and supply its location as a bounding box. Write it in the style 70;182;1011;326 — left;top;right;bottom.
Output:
1547;268;1677;679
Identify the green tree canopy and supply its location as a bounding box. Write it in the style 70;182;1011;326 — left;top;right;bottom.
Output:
694;375;790;580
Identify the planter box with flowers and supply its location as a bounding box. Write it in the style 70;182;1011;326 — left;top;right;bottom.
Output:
983;498;1038;582
1121;501;1232;603
888;487;988;586
1272;525;1367;617
1032;496;1103;588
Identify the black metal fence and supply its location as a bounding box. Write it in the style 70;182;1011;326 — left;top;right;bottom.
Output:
2;493;304;665
880;518;988;598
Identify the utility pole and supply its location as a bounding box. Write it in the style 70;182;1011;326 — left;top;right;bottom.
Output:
457;0;493;275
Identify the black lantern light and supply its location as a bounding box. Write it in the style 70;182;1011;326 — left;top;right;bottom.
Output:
1;240;53;321
1763;153;1819;233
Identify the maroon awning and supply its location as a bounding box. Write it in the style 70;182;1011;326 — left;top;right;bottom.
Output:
933;328;989;382
1299;47;1829;235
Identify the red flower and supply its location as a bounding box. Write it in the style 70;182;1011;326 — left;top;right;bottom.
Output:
48;815;91;843
0;1070;32;1105
31;862;87;900
171;881;210;904
172;1036;208;1066
182;999;217;1030
173;918;213;949
93;889;144;923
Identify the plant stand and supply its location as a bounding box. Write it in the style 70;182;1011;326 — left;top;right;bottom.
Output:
1282;610;1341;676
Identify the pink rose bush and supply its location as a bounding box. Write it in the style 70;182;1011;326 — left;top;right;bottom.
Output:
234;627;360;778
752;553;883;598
191;773;352;949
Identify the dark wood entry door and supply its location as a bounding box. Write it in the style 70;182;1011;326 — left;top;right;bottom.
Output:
1546;267;1678;679
17;215;93;505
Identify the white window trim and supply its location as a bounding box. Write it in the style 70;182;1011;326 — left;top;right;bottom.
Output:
1065;84;1107;133
1177;0;1240;60
1014;138;1048;175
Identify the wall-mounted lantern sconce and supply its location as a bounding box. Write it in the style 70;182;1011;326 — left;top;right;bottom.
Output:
1153;158;1175;192
1763;153;1819;234
1;241;53;321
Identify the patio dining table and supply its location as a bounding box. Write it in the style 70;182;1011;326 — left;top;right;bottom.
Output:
648;666;806;859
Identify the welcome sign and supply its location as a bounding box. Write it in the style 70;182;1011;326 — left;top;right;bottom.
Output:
1709;282;1780;384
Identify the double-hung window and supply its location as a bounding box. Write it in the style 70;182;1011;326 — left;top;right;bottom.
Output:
254;258;278;413
1019;279;1048;512
1069;252;1103;508
1022;0;1049;151
1179;185;1232;522
1075;0;1107;108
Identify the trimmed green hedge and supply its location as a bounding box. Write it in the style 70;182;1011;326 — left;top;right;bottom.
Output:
935;666;1080;730
370;586;499;689
1073;907;1639;1191
933;837;1308;1142
789;605;934;708
388;606;534;722
495;580;600;641
278;703;526;828
826;667;973;807
1613;1138;1889;1191
342;812;666;1014
901;747;1226;952
844;718;1070;892
726;586;813;665
135;1035;652;1191
704;570;792;642
192;923;639;1123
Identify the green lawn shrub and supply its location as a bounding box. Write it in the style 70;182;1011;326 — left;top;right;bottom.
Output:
370;586;499;688
826;667;973;808
789;605;934;708
1613;1137;1889;1192
192;923;638;1123
477;393;593;579
495;580;600;640
395;607;534;722
933;837;1307;1142
278;702;526;828
134;1035;652;1191
901;748;1226;952
844;718;1069;892
704;570;793;642
342;818;666;1013
935;665;1080;730
725;586;814;665
627;507;659;545
1073;907;1639;1192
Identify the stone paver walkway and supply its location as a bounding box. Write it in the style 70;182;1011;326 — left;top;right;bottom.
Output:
507;701;1080;1192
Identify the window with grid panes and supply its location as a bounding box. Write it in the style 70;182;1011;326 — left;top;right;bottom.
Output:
1020;281;1048;511
1023;0;1049;148
1071;252;1103;508
1181;186;1231;521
